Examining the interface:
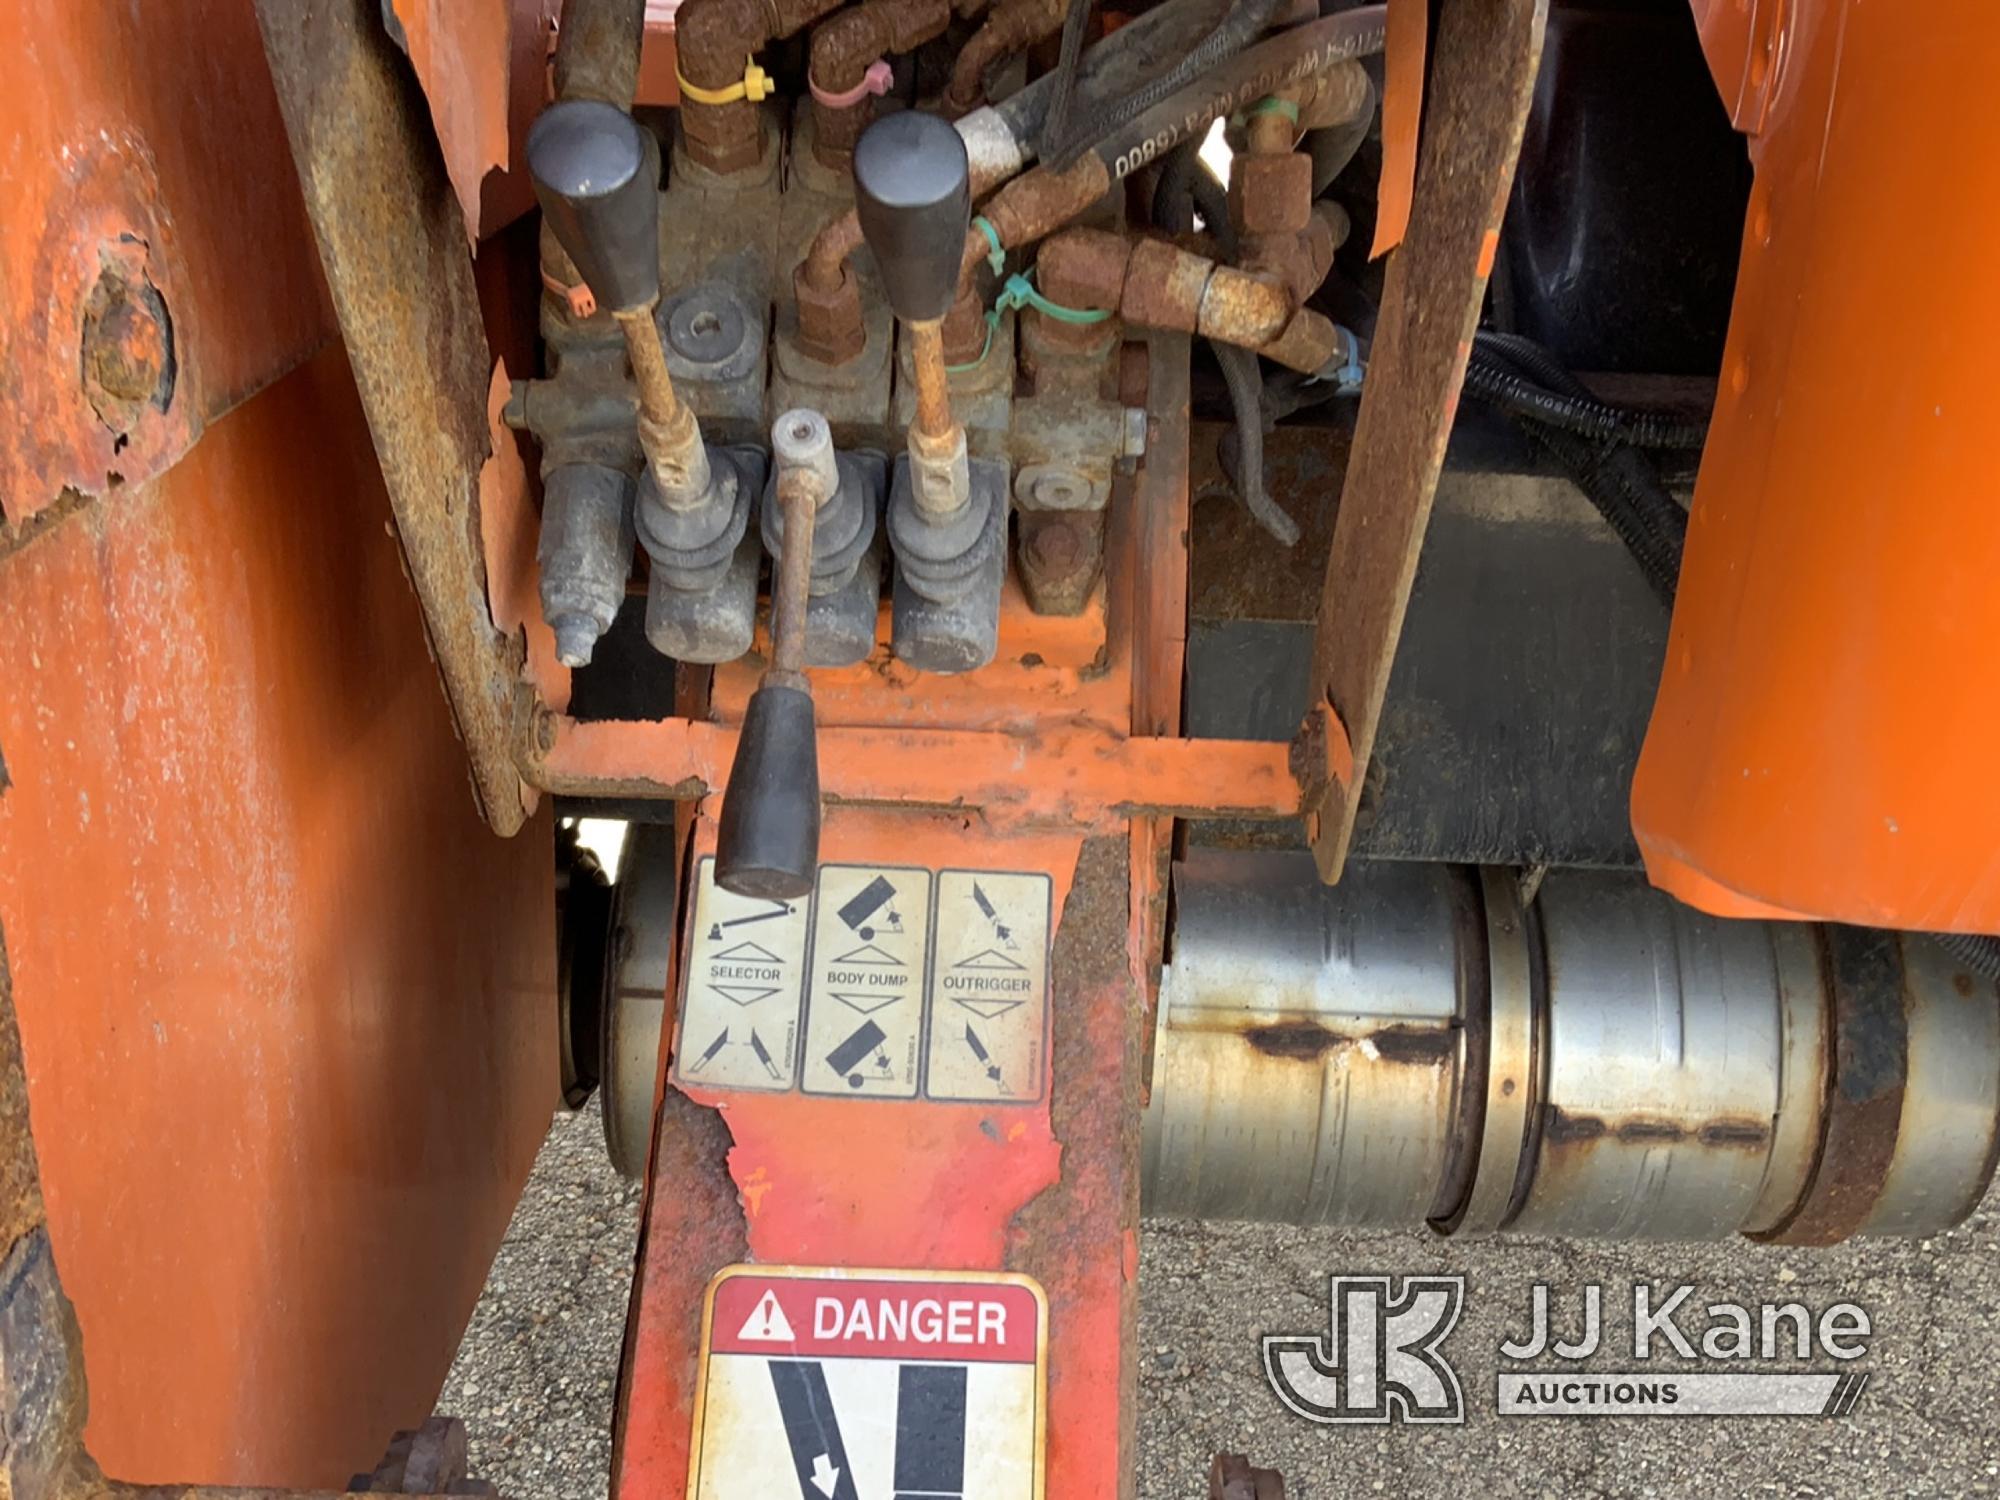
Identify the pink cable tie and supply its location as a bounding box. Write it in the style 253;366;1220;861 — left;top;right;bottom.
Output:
811;59;893;110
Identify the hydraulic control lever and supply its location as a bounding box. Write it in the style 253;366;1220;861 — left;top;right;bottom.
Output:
527;99;709;505
855;110;973;515
854;113;1010;672
527;100;763;664
715;411;838;899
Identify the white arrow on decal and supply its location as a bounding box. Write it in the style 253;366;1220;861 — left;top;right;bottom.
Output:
809;1453;840;1498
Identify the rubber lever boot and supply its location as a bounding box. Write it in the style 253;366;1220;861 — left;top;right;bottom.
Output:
525;99;661;314
852;111;972;323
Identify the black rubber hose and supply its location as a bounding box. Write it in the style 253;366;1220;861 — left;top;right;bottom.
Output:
1475;331;1689;559
1035;0;1096;164
1307;67;1376;194
993;0;1227;146
1090;6;1389;182
1462;356;1711;451
1215;343;1300;545
1935;933;2000;983
1042;0;1293;171
1475;334;1683;605
1151;139;1237;259
1520;424;1681;606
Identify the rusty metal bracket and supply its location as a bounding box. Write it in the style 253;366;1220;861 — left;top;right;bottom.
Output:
256;0;534;835
1302;0;1548;883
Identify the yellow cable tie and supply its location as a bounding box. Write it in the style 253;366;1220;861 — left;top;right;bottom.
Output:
675;61;774;106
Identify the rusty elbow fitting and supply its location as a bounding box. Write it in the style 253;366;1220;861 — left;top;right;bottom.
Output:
808;0;948;168
674;0;773;174
679;0;858;173
945;0;1063;114
1037;228;1133;310
809;9;894;168
1084;231;1332;373
956;153;1113;298
792;259;868;365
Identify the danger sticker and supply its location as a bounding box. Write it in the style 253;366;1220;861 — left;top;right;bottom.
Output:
691;1266;1046;1500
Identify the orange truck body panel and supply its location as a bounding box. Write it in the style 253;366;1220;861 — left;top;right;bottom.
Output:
0;2;557;1487
1635;0;2000;930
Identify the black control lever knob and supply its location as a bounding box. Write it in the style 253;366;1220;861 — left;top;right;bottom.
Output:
526;99;661;314
714;684;820;900
852;111;972;324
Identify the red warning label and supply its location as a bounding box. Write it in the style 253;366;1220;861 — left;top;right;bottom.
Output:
709;1271;1040;1363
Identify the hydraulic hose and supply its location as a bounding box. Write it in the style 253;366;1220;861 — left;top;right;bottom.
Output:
1477;331;1689;556
1307;67;1376;194
1041;0;1292;170
1462;355;1711;451
1151;140;1236;259
991;0;1229;150
1215;343;1300;545
1087;6;1388;182
1474;331;1685;606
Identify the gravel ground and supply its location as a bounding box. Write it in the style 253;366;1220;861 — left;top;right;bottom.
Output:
443;1103;2000;1499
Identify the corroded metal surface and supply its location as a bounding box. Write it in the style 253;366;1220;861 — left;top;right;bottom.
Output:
1303;0;1548;881
0;349;558;1487
257;0;535;834
1142;852;1472;1227
530;714;1303;824
1140;854;2000;1243
1009;833;1143;1500
0;0;331;527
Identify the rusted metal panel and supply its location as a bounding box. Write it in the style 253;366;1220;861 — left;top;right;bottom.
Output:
1302;0;1548;883
0;351;557;1488
1008;833;1143;1499
531;714;1304;824
385;0;562;241
1755;929;1908;1247
257;0;537;836
0;0;335;527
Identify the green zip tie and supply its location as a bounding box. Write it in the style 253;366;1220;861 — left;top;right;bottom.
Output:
972;215;1006;276
995;271;1111;325
1234;95;1301;128
944;271;1110;373
945;315;997;374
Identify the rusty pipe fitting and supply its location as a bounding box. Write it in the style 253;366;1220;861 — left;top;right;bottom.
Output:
1298;58;1373;131
792;259;869;365
1029;226;1124;359
942;286;990;366
951;152;1113;300
553;0;647;106
676;0;850;174
1039;228;1335;374
808;0;950;169
944;0;1064;114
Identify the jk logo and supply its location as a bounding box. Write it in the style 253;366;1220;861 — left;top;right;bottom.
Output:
1263;1275;1466;1425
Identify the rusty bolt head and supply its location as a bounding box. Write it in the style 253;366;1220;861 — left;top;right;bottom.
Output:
1016;510;1104;615
1027;514;1082;570
792;263;868;366
81;269;173;419
1230;153;1315;238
